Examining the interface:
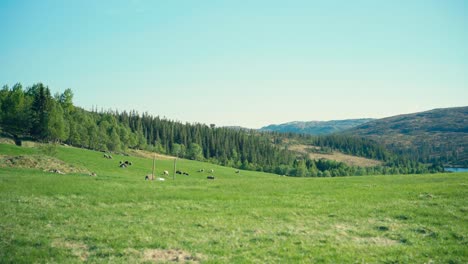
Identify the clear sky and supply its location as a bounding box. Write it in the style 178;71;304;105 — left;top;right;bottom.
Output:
1;0;467;128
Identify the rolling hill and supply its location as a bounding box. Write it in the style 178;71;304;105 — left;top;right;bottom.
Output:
260;119;374;135
343;106;468;166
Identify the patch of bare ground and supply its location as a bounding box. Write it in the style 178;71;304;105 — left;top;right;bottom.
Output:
143;249;203;263
289;144;382;167
333;224;398;246
52;239;89;261
21;141;42;147
0;137;15;144
128;149;175;160
0;155;90;174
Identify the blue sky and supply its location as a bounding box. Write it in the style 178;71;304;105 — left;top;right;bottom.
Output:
1;0;467;128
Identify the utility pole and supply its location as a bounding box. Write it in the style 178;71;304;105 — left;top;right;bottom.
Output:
173;157;177;180
152;154;156;180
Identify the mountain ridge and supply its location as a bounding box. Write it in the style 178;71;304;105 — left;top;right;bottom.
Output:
342;106;468;166
260;118;374;135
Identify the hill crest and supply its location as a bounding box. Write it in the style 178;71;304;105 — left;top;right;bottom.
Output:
344;106;468;166
260;118;374;135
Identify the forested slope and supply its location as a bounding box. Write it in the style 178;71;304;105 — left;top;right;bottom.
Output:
260;119;373;135
0;83;443;176
343;107;468;166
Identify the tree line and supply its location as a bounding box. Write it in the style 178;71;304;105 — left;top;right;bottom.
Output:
0;83;443;176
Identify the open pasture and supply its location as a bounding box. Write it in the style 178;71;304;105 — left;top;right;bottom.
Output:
0;144;466;263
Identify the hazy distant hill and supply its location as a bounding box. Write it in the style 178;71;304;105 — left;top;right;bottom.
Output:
223;126;252;131
260;119;374;135
343;106;468;166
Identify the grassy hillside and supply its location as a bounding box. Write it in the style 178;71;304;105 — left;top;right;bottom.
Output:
260;119;374;135
344;106;468;166
0;143;467;263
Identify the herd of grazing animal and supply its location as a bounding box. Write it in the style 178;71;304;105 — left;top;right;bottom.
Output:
119;160;133;168
103;152;242;181
143;167;236;181
176;170;190;176
144;168;223;180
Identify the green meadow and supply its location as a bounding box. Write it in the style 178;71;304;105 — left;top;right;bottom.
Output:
0;143;466;263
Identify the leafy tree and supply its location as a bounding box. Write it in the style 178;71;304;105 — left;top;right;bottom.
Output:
107;127;121;152
187;143;204;161
59;88;74;113
172;143;186;157
0;83;31;144
68;120;81;146
295;159;308;177
119;125;131;150
87;123;99;150
0;85;7;126
47;102;67;142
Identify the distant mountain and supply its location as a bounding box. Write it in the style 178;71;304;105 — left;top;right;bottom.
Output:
260;119;374;135
343;106;468;166
223;126;252;131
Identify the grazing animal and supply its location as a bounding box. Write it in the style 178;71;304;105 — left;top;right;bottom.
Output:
104;153;112;159
119;161;123;164
90;172;97;177
163;170;169;175
235;170;240;173
157;177;165;181
176;170;182;174
120;163;127;168
198;169;205;172
207;176;215;180
145;175;149;180
210;169;214;173
145;174;154;180
128;162;132;166
183;172;189;176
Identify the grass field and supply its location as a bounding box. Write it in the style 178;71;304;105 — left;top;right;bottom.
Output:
0;143;467;263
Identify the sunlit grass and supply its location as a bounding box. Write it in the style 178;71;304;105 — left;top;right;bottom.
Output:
0;143;466;263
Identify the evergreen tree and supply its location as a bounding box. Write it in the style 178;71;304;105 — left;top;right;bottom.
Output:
30;83;52;140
